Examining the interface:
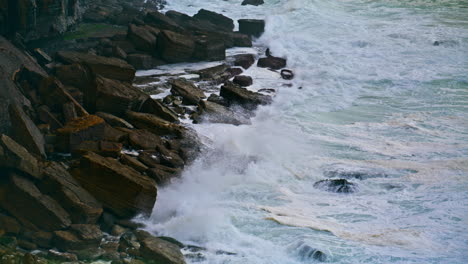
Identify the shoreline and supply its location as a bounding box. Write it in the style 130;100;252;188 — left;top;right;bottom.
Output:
0;1;292;263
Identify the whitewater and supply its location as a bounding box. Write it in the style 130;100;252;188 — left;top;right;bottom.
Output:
141;0;468;263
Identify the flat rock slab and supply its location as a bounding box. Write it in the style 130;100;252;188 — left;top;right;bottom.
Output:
220;82;272;110
57;51;136;82
197;101;251;126
157;30;195;63
72;152;157;218
0;134;41;179
193;9;234;32
126;111;186;137
56;115;106;153
140;235;186;264
170;79;206;105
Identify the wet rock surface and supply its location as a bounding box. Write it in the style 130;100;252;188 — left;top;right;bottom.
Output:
313;179;358;193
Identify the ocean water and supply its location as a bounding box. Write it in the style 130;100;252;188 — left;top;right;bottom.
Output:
141;0;468;263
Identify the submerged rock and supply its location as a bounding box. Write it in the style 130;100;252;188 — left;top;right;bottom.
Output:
297;244;327;262
257;56;287;70
313;179;357;193
242;0;265;6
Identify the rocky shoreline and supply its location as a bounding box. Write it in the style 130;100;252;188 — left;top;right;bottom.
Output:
0;1;291;263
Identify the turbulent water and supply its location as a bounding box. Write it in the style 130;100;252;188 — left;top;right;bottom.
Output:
141;0;468;263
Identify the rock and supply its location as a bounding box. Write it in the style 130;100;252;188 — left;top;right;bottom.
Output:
125;112;186;139
127;24;158;53
145;11;183;32
170;79;206;105
62;102;78;122
48;250;78;262
71;152;157;218
32;48;52;66
257;56;287;70
30;231;53;248
0;213;21;234
70;224;103;245
103;125;129;143
73;140;123;158
193;36;226;61
157;146;185;169
120;154;149;173
226;67;244;78
53;229;96;251
85;76;149;115
139;235;186;264
242;0;264;6
196;100;250;126
146;164;182;185
193;9;234;32
281;69;294;80
55;63;93;91
18;239;37;250
207;94;229;107
37;105;63;131
296;243;327;262
56;115;106;153
220;82;272;110
233;75;253;87
8;104;46;158
157;30;195;63
238;19;265;38
128;129;164;150
38;161;103;224
233;54;255;69
126;54;154;70
197;64;230;81
158;237;185;248
56;51;136;82
0;172;71;231
138;152;161;168
313;179;357;193
0;134;41;179
140;98;179;123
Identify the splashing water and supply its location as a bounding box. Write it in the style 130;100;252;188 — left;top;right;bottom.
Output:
142;0;468;263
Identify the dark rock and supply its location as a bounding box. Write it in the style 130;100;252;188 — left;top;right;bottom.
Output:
140;98;179;122
18;239;37;250
281;69;294;80
55;63;93;92
128;129;165;150
120;154;149;173
297;243;327;262
0;134;41;179
71;152;157;218
85;76;149;115
127;54;154;70
37;105;63;131
220;82;272;110
38;161;103;224
145;11;184;32
233;75;253;87
126;111;187;138
0;213;21;234
233;54;255;69
139;235;186;264
193;36;226;61
30;231;53;248
0;172;71;231
196;100;250;126
138;152;162;168
96;112;134;129
157;30;195;63
207;94;229;107
226;67;244;78
230;32;253;47
158;237;184;248
170;79;206;105
147;164;182;185
193;9;234;32
32;48;52;66
242;0;264;6
56;115;106;153
56;51;136;82
127;24;158;53
8;104;46;158
257;56;287;70
238;19;265;38
73;140;123;158
197;64;230;81
157;146;185;169
48;250;78;262
313;179;357;193
69;224;103;246
62;102;78;122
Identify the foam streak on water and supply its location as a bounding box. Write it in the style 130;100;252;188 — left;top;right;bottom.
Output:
142;0;468;263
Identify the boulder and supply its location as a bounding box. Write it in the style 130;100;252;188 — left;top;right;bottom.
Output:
193;9;234;32
32;48;52;66
126;111;186;137
56;115;106;153
157;146;185;169
0;134;41;180
233;75;253;87
102;124;128;143
196;100;250;126
96;112;134;129
72;140;123;158
242;0;264;6
144;11;184;32
140;98;179;123
71;152;157;218
138;152;162;168
193;36;226;61
128;129;165;150
62;102;78;122
9;104;46;157
127;54;154;70
54;63;93;91
38;161;103;224
0;172;71;231
37;105;63;131
139;235;186;264
238;19;265;38
257;56;287;70
120;154;149;173
207;94;229;107
313;179;357;194
0;213;21;234
233;54;255;69
127;24;158;53
230;32;253;47
157;30;195;63
220;82;272;110
56;51;136;82
170;79;206;105
197;64;230;81
30;231;53;248
85;76;149;115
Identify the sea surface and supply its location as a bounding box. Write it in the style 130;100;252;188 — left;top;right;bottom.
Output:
141;0;468;263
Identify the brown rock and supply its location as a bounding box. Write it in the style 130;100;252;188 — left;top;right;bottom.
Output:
127;24;158;53
0;213;21;234
96;112;134;129
54;63;93;91
56;51;136;82
120;154;149;173
145;11;183;32
137;152;161;168
157;30;195;63
233;54;255;69
37;105;63;131
71;152;157;218
69;224;103;245
193;9;234;32
18;239;37;250
220;81;272;110
147;165;182;185
53;230;93;251
128;129;164;150
8;104;46;158
230;32;253;47
85;76;149;115
139;235;186;264
48;250;78;262
0;134;41;179
73;140;122;158
238;19;265;38
0;172;71;231
257;56;287;70
126;111;186;137
56;115;106;152
197;100;250;126
233;75;253;87
140;98;179;123
170;79;206;105
102;124;128;143
62;102;78;122
30;231;53;248
126;54;154;70
193;36;226;62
